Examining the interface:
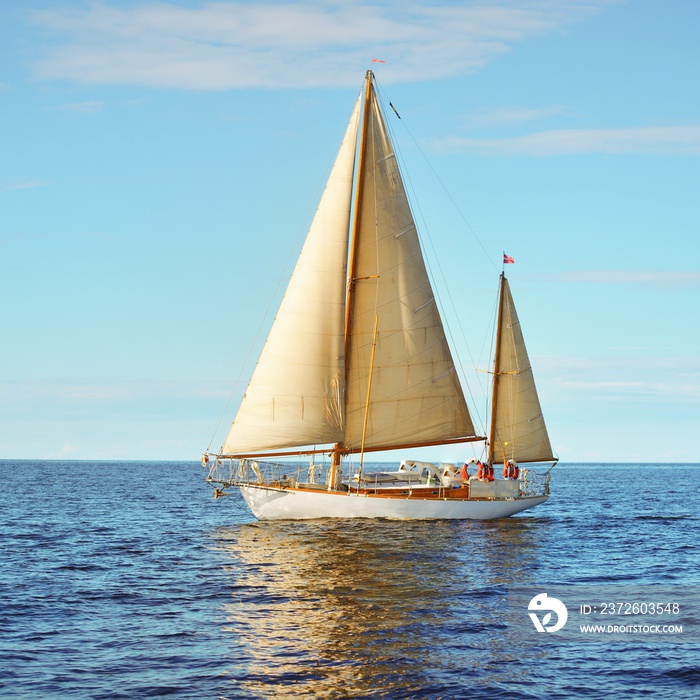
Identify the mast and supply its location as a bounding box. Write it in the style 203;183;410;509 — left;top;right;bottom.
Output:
344;70;373;358
488;273;506;466
330;69;373;476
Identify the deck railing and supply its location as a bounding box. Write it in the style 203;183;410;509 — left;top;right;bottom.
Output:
519;468;551;497
206;458;332;491
205;457;552;498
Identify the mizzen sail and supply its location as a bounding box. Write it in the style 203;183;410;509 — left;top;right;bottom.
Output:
490;276;554;464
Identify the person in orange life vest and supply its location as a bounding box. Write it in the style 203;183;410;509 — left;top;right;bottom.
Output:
477;461;494;481
461;458;476;484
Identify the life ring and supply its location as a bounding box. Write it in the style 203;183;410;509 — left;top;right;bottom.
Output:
461;462;469;481
503;463;509;479
476;461;484;480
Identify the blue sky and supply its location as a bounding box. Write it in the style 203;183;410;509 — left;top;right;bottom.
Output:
2;0;698;462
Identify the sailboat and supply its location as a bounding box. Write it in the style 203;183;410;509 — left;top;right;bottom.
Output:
204;70;556;520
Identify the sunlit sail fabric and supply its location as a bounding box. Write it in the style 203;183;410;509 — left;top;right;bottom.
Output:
491;278;554;463
344;88;475;450
222;97;361;453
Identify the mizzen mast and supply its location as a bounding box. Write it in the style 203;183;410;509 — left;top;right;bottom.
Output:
488;273;506;467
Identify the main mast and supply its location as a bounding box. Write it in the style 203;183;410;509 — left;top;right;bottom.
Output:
330;70;374;476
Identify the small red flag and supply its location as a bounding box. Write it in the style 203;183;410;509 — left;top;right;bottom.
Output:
372;58;386;63
503;253;514;264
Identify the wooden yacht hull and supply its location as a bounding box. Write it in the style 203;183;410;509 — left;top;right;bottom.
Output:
240;484;548;520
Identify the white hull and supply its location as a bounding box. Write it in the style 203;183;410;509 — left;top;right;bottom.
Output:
240;484;548;520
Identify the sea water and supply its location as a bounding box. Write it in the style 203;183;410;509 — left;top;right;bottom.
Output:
0;461;698;699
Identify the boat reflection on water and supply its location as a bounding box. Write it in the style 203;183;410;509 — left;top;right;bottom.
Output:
210;515;548;698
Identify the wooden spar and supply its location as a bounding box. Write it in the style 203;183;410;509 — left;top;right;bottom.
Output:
345;435;486;453
345;69;373;361
358;315;379;476
220;447;340;459
488;273;506;467
218;434;486;461
330;69;374;485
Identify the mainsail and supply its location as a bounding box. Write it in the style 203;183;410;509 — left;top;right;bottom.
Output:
489;275;554;464
222;72;477;457
343;83;474;451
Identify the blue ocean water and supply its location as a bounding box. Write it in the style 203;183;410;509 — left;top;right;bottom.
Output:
0;461;698;699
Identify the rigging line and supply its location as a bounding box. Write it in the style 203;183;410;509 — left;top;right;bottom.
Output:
506;295;521;462
374;80;500;274
376;80;523;449
375;81;490;436
206;245;303;454
481;286;500;440
359;315;380;475
204;294;279;454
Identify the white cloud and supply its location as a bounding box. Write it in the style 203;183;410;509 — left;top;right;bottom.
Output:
464;105;573;128
439;125;700;155
2;180;51;191
27;0;619;89
58;441;79;455
543;270;700;288
55;100;105;113
0;379;229;404
539;356;700;404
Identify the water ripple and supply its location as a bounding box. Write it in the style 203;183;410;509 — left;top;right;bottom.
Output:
0;461;698;699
